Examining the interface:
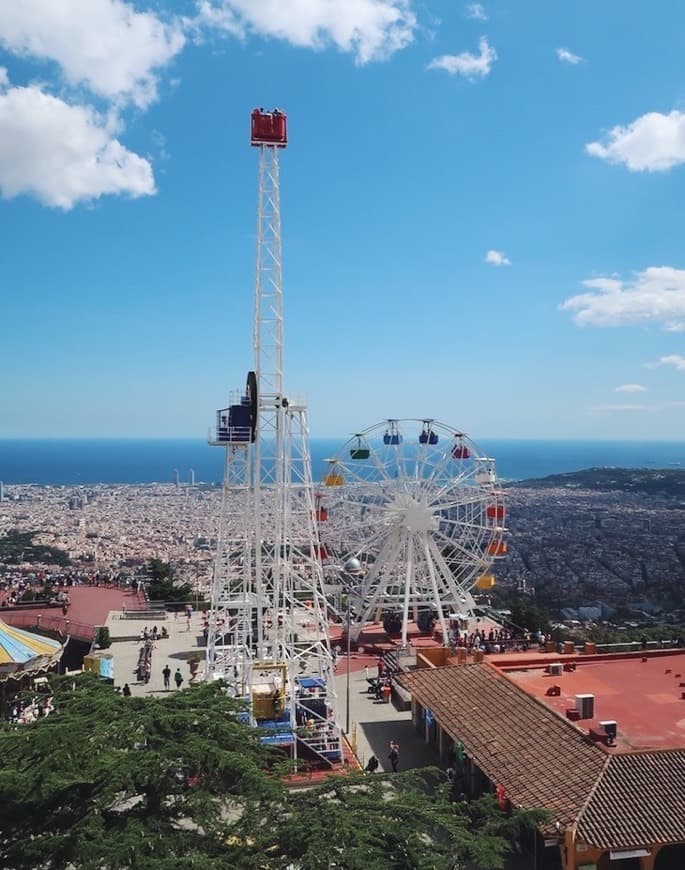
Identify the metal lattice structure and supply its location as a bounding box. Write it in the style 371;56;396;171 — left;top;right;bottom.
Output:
317;419;507;646
207;110;341;766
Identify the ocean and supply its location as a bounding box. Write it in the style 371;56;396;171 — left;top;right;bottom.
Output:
0;438;684;486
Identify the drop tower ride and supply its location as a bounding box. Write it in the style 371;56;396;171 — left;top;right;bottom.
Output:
207;110;341;766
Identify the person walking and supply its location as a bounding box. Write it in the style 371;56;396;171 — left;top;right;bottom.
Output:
388;740;399;772
174;668;183;689
162;664;171;690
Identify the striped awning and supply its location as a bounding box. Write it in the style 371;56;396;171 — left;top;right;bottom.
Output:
0;619;63;665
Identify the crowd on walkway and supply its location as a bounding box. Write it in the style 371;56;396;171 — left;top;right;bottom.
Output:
451;625;552;654
132;624;185;692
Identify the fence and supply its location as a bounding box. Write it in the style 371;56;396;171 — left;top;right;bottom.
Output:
2;611;96;642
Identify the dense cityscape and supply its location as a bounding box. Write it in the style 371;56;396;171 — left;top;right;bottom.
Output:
2;472;685;632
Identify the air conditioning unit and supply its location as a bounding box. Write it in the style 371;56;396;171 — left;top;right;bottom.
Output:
548;662;563;676
575;693;595;719
599;720;617;740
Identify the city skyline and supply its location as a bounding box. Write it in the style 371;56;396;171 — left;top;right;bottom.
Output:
1;1;685;440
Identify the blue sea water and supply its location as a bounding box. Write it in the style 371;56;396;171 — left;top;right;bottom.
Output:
0;438;684;486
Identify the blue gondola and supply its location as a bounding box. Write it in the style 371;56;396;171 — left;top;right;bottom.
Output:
419;422;439;445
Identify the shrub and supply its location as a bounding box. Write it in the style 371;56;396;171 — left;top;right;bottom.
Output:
95;626;111;649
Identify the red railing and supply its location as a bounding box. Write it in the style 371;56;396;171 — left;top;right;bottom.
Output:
2;611;96;641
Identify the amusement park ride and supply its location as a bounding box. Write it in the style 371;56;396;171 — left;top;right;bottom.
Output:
207;109;507;765
207;109;341;765
317;420;507;649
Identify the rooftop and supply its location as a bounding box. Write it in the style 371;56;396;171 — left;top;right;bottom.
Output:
400;660;685;850
499;650;685;752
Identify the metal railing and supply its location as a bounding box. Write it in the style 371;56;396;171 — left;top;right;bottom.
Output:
595;638;681;654
2;611;96;641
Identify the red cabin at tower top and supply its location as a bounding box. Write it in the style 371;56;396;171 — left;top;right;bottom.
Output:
251;108;287;147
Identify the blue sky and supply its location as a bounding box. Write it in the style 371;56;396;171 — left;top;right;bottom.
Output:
1;0;685;440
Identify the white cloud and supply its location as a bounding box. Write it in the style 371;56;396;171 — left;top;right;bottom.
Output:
615;384;647;393
0;0;185;108
465;3;487;20
195;0;416;64
0;82;155;209
556;47;583;65
561;267;685;331
427;36;496;79
586;110;685;172
649;354;685;372
0;67;7;88
484;249;511;266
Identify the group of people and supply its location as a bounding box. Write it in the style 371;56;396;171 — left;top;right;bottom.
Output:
134;625;185;690
7;695;53;724
136;625;163;682
138;625;168;642
450;625;555;655
365;739;400;773
364;657;396;702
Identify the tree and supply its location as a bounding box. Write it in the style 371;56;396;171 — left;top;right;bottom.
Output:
145;557;192;602
235;772;548;869
507;597;552;636
0;676;547;869
0;676;277;868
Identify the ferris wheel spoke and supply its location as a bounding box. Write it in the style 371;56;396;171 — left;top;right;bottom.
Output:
431;525;487;569
351;529;404;632
428;469;482;505
327;521;390;564
426;532;480;599
440;522;490;560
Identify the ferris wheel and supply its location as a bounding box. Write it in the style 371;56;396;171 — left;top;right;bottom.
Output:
316;419;507;646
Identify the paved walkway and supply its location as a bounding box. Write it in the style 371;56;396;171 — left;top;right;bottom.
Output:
335;664;440;774
106;609;204;696
106;610;441;775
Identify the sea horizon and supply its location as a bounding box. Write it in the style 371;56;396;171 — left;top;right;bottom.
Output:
1;437;684;487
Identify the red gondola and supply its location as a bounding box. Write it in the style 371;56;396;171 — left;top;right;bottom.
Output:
251;108;288;147
452;444;471;459
487;541;508;556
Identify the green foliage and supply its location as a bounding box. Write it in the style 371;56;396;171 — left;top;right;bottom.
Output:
506;597;551;636
0;530;71;566
0;676;278;869
146;558;192;602
0;677;548;869
95;626;111;649
233;771;549;869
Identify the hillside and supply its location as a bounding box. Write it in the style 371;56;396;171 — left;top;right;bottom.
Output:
508;467;685;500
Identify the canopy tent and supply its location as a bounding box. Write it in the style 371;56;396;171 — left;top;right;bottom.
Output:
0;619;64;680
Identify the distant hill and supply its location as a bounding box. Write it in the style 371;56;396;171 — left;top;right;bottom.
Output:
508;467;685;499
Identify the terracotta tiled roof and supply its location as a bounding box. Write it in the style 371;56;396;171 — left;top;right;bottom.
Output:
577;750;685;848
398;664;607;828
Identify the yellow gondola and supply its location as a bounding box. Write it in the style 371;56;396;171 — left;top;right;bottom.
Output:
475;573;496;590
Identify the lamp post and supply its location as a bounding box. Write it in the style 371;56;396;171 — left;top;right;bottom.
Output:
346;595;351;735
327;563;359;737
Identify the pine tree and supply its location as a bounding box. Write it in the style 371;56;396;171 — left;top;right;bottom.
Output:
0;675;547;869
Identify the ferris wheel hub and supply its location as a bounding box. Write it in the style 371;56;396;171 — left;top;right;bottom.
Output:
386;492;437;535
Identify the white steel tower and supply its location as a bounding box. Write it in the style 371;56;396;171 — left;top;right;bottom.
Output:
207;109;342;768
